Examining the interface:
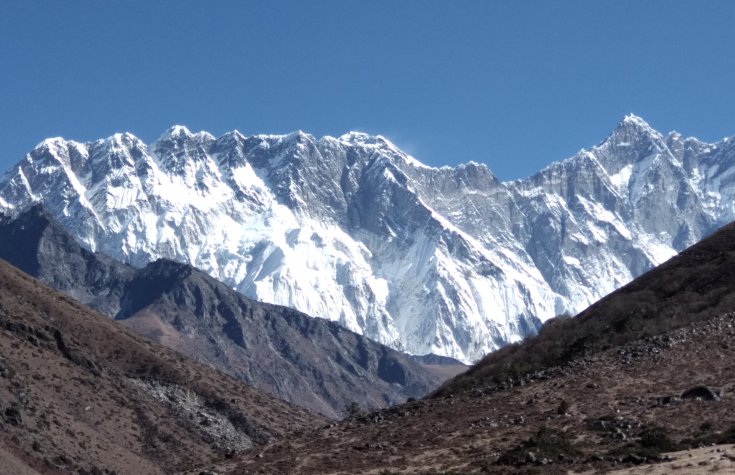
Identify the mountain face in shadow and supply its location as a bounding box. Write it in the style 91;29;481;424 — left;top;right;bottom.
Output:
0;204;134;316
0;206;449;418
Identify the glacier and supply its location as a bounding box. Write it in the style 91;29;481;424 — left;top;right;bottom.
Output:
1;114;734;363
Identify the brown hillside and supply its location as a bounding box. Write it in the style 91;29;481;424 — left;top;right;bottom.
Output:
0;259;325;474
212;311;735;474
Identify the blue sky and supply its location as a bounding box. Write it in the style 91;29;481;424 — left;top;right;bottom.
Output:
1;1;734;180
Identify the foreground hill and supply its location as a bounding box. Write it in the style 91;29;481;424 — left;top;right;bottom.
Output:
0;206;450;418
208;220;735;474
0;259;324;474
3;116;734;362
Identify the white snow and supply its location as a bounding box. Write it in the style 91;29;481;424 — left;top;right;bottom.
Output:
609;164;633;191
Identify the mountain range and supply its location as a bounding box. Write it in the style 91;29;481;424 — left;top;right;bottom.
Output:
5;183;735;475
1;115;734;362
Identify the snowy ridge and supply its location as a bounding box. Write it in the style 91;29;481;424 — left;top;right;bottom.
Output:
1;115;734;363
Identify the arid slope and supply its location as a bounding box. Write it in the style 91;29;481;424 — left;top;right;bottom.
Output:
0;259;324;474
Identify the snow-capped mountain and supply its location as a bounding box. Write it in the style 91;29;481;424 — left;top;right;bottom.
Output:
1;115;733;363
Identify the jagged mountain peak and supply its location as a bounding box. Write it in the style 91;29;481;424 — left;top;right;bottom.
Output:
452;160;495;177
28;137;88;166
34;136;69;151
520;114;670;181
155;125;215;146
602;113;666;150
616;113;662;138
217;129;247;142
103;131;142;147
158;124;191;140
621;112;653;127
34;133;142;155
287;129;312;140
167;124;192;136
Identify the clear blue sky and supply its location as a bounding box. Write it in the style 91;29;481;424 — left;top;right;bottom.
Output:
1;1;734;180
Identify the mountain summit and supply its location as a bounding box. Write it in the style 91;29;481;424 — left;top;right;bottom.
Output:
1;116;734;362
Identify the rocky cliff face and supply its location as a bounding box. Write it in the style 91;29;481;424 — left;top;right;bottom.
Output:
1;115;733;362
0;205;134;316
0;207;444;417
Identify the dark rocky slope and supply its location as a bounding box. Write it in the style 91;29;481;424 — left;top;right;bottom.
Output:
0;258;323;474
116;258;445;418
0;206;448;418
0;205;134;316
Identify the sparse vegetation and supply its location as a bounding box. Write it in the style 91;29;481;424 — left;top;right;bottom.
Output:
345;401;362;418
497;427;580;466
638;426;677;452
681;423;735;448
607;426;678;461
